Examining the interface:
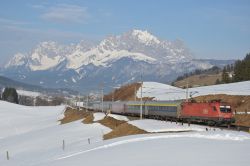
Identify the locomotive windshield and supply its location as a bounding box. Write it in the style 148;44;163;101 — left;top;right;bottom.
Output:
220;106;231;113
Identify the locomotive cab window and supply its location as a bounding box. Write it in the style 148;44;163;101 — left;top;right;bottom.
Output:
220;106;231;113
213;106;217;112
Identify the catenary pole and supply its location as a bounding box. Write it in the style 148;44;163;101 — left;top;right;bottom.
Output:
140;73;143;120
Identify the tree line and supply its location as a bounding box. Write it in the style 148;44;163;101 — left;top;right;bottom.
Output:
221;53;250;83
0;87;66;106
175;66;221;82
173;52;250;85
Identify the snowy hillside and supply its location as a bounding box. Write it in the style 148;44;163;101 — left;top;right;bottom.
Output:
16;89;41;97
137;81;250;100
0;101;250;166
0;101;65;138
2;29;212;91
0;101;111;165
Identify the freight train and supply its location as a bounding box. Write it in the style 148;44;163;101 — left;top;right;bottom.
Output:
92;100;235;125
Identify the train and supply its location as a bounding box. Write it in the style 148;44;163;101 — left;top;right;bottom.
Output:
92;100;235;125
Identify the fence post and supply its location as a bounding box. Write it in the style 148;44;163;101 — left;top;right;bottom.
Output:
6;151;9;160
88;138;90;144
62;140;65;150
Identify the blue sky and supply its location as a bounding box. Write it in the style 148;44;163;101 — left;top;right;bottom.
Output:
0;0;249;66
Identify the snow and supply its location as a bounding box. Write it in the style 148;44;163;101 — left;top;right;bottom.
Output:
71;77;76;83
5;53;26;68
138;81;250;101
67;48;156;69
137;82;186;100
1;100;250;166
190;81;250;96
17;89;41;97
93;112;106;121
132;29;160;45
108;114;129;121
0;101;111;166
0;101;65;138
30;53;63;71
6;29;194;73
93;113;129;122
129;119;205;132
236;112;250;114
34;131;250;166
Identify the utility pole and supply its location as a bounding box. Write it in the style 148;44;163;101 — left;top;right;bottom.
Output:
78;93;80;110
140;74;143;120
100;84;104;113
86;93;89;111
134;86;137;101
102;89;104;113
112;90;114;102
186;77;189;102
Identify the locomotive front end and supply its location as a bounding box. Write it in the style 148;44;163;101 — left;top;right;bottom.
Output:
218;104;235;124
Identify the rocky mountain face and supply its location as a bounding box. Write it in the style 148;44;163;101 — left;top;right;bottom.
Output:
2;29;213;93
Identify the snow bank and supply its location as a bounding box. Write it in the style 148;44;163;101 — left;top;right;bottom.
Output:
129;119;205;132
93;112;106;121
93;113;129;122
138;81;250;101
108;114;129;121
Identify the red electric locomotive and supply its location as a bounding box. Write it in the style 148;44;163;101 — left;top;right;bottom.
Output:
180;100;235;125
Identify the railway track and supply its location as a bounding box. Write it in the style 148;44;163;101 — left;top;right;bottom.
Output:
131;114;250;133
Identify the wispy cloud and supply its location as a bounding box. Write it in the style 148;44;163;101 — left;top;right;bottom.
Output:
41;4;89;24
29;4;46;9
0;18;29;26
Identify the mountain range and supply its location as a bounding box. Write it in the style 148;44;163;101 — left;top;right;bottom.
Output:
0;29;233;93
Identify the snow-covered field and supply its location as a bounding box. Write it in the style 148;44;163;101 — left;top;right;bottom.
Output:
0;101;111;166
0;101;250;166
16;89;41;97
138;81;250;100
129;119;205;132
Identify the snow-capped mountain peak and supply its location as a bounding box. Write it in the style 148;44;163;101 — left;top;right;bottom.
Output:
131;29;160;45
5;53;27;68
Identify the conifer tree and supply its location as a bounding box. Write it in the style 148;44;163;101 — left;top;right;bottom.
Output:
2;87;19;104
